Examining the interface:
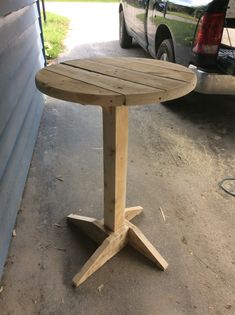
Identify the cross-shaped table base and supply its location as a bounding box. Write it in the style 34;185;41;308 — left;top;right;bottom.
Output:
68;206;168;287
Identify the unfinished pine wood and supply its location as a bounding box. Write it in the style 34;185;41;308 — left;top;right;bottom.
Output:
103;106;128;232
63;59;187;91
127;221;168;270
124;206;143;221
92;57;194;81
98;57;192;73
68;214;168;287
36;57;197;287
72;225;129;287
43;63;164;106
36;57;197;106
67;214;108;244
35;69;125;107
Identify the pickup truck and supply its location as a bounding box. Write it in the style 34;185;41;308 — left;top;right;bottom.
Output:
119;0;235;94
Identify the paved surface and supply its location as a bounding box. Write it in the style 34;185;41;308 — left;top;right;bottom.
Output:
45;2;148;60
1;3;235;315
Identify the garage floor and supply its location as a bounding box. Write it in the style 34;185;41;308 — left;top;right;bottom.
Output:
1;4;235;315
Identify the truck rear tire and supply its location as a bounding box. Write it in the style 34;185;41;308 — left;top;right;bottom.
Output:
156;39;175;62
119;11;132;48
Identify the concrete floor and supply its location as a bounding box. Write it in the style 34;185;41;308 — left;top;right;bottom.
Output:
1;3;235;315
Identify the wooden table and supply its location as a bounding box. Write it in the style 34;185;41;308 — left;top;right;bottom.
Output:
36;57;196;287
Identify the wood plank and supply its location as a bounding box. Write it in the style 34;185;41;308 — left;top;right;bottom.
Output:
45;64;164;105
103;106;128;232
67;57;192;74
111;57;193;73
63;59;187;91
67;214;109;244
93;57;194;82
37;61;196;105
127;221;168;270
125;206;143;221
47;63;163;93
35;69;125;107
72;226;129;287
129;57;194;73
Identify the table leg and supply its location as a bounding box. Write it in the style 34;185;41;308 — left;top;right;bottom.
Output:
67;106;168;287
102;106;128;232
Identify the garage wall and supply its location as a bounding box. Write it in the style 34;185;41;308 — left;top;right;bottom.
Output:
0;0;45;277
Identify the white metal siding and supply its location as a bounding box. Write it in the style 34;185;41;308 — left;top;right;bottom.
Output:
0;0;45;278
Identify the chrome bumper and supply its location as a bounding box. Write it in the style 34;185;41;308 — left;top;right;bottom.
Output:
189;65;235;95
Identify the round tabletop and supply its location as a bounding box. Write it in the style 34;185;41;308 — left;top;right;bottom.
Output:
35;57;197;107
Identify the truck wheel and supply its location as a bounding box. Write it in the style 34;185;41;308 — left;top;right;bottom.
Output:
119;11;132;48
156;39;175;62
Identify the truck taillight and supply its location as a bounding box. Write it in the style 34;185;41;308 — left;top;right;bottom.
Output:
193;12;225;55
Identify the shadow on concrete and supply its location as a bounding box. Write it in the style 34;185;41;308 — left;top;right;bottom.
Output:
162;92;235;137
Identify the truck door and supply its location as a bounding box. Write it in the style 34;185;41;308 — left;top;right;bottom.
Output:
132;0;150;49
121;0;134;32
122;0;135;31
164;1;202;66
147;0;167;57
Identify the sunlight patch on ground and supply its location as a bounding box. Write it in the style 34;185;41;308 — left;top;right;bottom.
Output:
45;3;119;49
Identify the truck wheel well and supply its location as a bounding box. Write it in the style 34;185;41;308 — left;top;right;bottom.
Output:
155;25;172;53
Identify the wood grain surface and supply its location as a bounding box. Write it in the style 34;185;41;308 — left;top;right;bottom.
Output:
36;57;197;106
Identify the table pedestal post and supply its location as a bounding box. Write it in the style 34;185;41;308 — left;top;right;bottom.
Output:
67;106;168;287
103;106;128;232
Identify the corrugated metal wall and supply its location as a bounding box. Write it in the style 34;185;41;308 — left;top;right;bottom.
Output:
0;0;45;277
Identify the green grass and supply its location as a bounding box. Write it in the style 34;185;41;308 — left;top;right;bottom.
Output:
150;15;195;46
167;11;197;21
42;12;69;59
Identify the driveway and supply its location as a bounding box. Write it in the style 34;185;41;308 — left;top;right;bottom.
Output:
46;2;148;60
0;3;235;315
